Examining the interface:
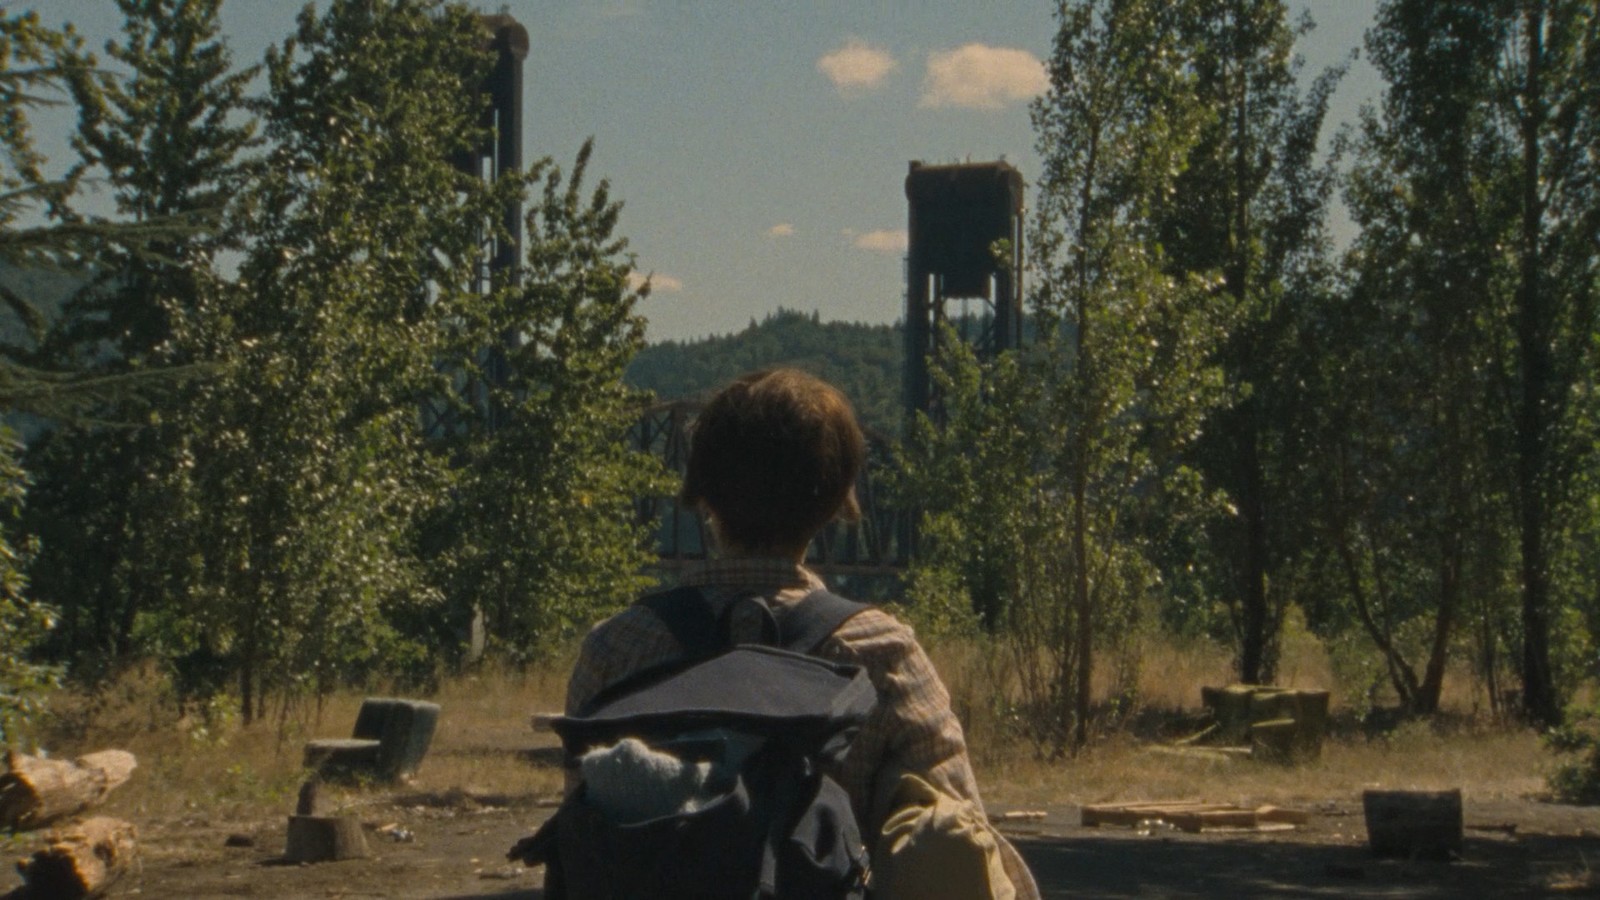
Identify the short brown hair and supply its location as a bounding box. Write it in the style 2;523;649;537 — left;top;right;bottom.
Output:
680;369;865;552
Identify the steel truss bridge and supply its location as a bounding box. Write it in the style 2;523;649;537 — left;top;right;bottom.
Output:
628;401;912;584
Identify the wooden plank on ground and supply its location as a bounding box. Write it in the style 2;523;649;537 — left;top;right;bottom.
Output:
1082;800;1311;832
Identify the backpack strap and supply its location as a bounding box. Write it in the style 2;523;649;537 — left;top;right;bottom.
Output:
636;586;722;658
777;589;870;654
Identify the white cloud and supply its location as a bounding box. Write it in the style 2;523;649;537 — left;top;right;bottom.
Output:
767;223;796;238
628;271;684;293
920;44;1048;110
852;229;908;254
817;38;897;92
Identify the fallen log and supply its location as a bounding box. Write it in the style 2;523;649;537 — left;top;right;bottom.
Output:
0;751;137;830
12;816;137;900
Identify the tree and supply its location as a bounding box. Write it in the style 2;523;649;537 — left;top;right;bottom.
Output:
1341;0;1598;725
431;142;669;659
1321;0;1519;716
1153;1;1343;685
26;0;257;671
0;10;97;741
903;0;1226;756
1502;0;1598;727
153;0;510;720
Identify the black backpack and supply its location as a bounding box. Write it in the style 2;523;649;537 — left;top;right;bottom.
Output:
509;585;875;899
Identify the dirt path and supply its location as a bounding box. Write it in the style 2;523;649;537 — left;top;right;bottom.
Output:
5;793;1596;898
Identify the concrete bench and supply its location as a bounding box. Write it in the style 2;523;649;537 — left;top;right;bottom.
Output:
304;698;440;782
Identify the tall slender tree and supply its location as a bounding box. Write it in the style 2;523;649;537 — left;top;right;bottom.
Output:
901;0;1227;756
1327;0;1518;715
1155;0;1343;684
1343;0;1598;725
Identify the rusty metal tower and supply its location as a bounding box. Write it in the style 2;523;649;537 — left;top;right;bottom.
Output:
464;14;528;286
903;160;1025;421
423;13;528;439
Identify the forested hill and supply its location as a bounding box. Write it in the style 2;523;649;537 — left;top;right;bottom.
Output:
625;309;905;435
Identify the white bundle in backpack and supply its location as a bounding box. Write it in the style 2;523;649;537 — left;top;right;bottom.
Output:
580;738;713;824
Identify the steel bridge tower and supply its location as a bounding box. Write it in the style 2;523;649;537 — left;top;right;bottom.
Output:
903;160;1026;421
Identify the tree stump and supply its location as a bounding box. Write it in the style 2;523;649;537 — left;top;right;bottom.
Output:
1363;789;1462;860
284;815;369;863
13;816;137;900
0;751;137;830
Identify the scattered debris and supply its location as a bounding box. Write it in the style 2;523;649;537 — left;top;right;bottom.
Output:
373;822;415;843
1149;745;1253;763
0;750;138;831
990;810;1048;824
1081;800;1310;833
13;815;137;900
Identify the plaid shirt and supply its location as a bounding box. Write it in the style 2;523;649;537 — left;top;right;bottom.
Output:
563;557;1040;899
564;557;983;823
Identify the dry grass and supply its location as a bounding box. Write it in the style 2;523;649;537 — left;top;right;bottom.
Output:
21;632;1561;832
975;723;1550;811
922;629;1555;812
33;652;579;829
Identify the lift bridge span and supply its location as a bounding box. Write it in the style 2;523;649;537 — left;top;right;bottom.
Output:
629;400;912;583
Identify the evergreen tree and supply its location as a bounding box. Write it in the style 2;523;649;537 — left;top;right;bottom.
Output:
156;0;508;719
0;10;93;741
26;0;257;670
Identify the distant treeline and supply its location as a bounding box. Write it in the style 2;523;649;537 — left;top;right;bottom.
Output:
626;310;903;435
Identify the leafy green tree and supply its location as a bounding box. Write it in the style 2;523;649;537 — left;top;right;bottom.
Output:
153;0;510;720
1026;0;1228;753
904;0;1227;756
432;142;670;659
1153;1;1343;684
0;425;49;746
1337;0;1598;725
1500;0;1598;727
1318;0;1520;715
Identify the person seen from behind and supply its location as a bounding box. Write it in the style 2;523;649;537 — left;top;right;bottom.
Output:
563;368;1040;899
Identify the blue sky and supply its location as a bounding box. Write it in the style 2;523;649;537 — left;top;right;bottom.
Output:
38;1;1380;343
